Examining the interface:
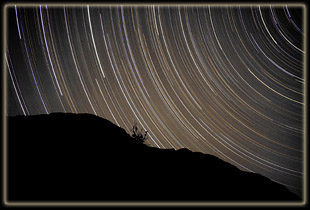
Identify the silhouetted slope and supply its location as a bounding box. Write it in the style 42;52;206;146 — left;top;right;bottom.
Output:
8;113;300;201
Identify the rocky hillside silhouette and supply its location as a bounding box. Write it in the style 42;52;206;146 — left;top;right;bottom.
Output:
7;113;300;201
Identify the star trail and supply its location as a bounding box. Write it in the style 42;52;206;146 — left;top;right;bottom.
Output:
5;4;305;197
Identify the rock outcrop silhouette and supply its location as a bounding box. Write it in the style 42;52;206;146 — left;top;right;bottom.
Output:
8;113;300;201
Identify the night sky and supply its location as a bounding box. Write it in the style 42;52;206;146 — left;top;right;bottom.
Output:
5;4;304;197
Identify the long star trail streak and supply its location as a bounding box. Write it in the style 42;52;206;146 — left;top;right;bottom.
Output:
39;5;63;96
87;5;105;78
6;4;304;197
19;20;49;114
14;5;21;39
6;52;28;116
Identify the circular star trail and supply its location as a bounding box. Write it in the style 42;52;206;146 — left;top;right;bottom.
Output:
5;4;304;197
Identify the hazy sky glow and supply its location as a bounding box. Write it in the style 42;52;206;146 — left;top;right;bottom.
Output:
6;4;304;197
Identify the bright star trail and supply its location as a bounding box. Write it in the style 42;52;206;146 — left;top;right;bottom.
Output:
5;4;305;197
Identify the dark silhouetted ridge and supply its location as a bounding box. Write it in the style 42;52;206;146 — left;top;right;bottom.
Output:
8;113;300;201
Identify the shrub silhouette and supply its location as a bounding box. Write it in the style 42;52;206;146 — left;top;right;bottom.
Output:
130;123;148;144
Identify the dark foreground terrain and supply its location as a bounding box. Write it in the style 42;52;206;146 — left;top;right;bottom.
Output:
8;113;300;201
